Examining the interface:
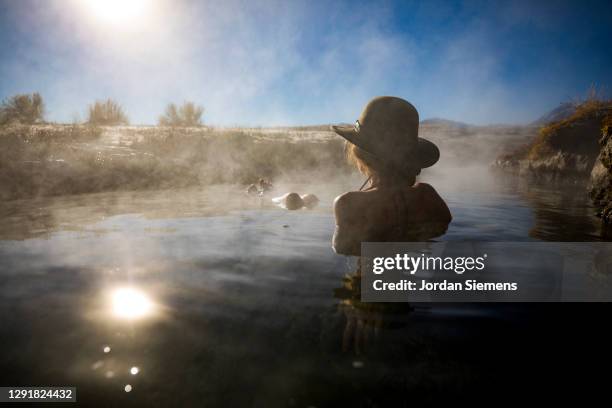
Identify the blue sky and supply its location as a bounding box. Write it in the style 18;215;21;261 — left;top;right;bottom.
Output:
0;0;611;125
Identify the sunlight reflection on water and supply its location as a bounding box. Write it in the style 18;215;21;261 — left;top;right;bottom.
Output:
110;287;155;320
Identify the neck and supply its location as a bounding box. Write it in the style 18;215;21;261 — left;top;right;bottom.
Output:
370;174;416;188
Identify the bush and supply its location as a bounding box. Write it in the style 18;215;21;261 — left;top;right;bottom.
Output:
0;125;102;200
87;99;129;125
0;125;352;200
0;93;45;125
529;97;611;159
158;102;204;127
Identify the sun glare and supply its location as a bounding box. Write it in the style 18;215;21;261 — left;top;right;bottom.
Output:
111;287;154;320
84;0;149;25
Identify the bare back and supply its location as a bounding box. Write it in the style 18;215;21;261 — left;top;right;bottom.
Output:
332;182;452;256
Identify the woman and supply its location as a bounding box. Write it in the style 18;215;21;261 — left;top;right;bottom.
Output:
331;96;452;256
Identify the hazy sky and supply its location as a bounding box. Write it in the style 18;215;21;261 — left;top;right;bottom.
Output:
0;0;611;125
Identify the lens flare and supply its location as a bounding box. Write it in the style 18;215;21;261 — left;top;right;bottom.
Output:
111;287;153;320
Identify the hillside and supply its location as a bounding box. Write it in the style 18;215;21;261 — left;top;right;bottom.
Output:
495;99;612;180
420;118;471;128
493;98;612;222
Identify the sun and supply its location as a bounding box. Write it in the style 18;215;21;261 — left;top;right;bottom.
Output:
84;0;149;25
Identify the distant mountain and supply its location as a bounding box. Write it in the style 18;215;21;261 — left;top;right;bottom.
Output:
530;102;576;126
420;118;471;128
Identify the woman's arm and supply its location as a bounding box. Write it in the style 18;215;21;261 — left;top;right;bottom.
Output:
419;183;452;224
332;192;363;256
410;183;452;240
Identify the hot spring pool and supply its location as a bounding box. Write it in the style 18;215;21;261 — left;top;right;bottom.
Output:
0;170;610;406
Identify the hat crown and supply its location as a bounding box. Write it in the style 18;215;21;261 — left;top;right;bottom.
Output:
358;96;419;141
358;97;421;163
330;96;439;170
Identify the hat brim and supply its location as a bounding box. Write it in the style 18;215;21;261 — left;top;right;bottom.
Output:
331;125;440;169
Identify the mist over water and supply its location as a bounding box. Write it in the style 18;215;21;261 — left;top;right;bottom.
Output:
0;122;605;241
0;119;610;406
0;164;607;405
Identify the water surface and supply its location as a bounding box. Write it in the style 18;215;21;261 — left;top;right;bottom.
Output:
0;168;610;406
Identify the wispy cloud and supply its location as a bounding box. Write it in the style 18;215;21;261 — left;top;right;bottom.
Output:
0;0;610;125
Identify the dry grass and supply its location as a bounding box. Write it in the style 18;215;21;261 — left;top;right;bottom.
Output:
527;97;612;160
0;125;351;200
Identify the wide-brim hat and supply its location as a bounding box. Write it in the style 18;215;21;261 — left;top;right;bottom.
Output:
331;96;439;170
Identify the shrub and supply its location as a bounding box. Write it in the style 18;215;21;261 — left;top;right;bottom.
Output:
158;102;204;127
0;93;45;125
528;96;612;160
87;99;129;125
0;125;352;200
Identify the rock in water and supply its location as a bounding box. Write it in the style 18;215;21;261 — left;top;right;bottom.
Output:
590;122;612;223
519;115;602;181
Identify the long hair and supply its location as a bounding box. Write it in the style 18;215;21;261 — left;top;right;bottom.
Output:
345;141;419;186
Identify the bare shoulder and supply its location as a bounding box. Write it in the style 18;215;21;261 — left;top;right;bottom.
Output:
332;191;371;255
413;182;446;201
414;182;452;222
413;182;438;194
333;191;356;211
333;191;370;222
